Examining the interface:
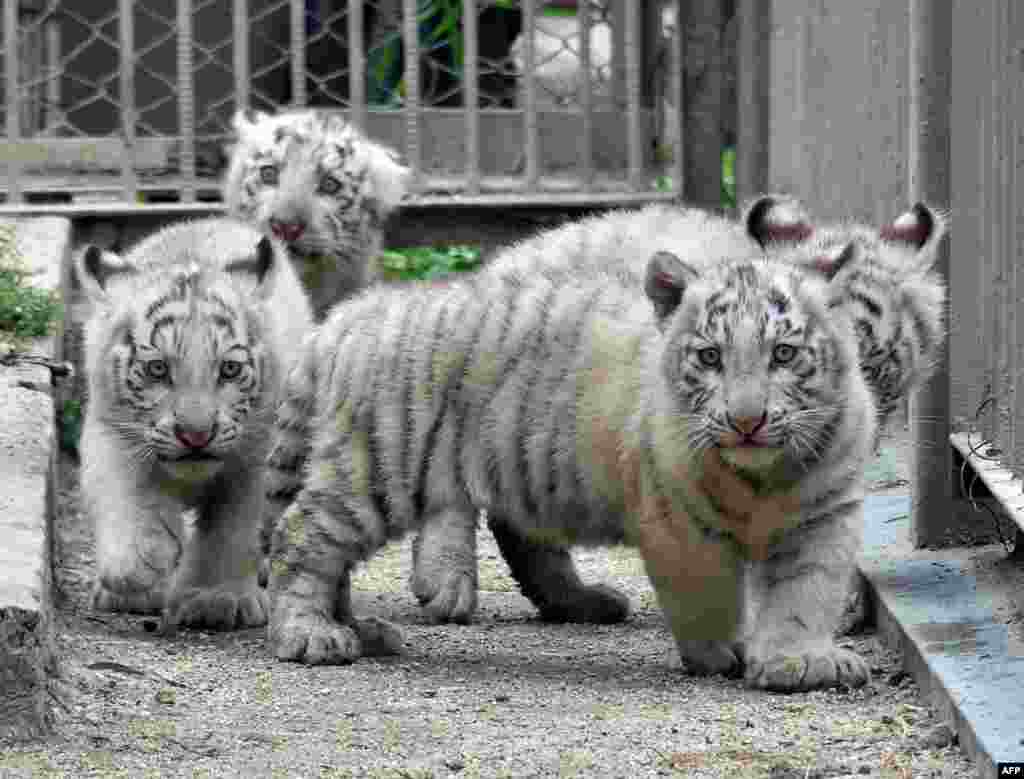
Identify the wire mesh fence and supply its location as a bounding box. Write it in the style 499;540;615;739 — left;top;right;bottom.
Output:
0;0;687;208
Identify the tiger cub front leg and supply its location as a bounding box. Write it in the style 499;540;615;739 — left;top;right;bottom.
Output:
409;507;479;623
164;469;268;631
742;505;869;692
87;464;183;615
268;487;404;665
487;514;630;624
637;497;747;677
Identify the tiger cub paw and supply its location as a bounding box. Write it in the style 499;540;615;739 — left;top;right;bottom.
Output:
165;583;268;631
676;639;743;677
270;609;403;665
744;643;869;692
417;570;477;625
538;583;631;624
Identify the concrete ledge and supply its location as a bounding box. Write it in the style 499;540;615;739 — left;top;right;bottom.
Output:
861;494;1024;779
0;216;70;741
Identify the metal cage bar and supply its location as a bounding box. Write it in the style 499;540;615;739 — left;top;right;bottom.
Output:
290;0;307;107
403;0;422;192
45;15;60;136
4;0;22;203
521;0;539;192
348;0;365;130
462;0;480;195
119;0;138;201
578;0;594;192
233;0;249;113
177;0;196;202
624;0;643;191
671;0;684;196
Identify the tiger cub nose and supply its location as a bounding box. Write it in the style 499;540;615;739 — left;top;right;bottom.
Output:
174;424;214;450
727;413;767;437
269;218;306;243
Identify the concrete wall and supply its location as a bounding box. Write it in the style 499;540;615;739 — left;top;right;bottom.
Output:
765;0;910;224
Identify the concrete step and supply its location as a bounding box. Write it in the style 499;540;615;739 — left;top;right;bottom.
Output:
861;494;1024;779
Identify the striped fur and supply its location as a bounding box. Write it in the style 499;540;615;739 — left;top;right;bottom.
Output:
223;109;410;320
78;218;312;631
265;248;878;691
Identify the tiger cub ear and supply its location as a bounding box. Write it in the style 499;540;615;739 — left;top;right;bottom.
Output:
743;194;814;248
644;251;700;323
363;141;412;218
225;235;276;294
76;245;136;304
878;202;948;266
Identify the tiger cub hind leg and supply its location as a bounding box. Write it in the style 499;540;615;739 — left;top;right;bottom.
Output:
486;514;630;624
409;506;478;624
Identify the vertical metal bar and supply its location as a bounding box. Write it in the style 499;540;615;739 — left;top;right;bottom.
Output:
45;17;60;135
234;0;249;113
624;0;643;190
4;0;23;203
120;0;138;202
671;0;684;198
978;0;996;444
908;0;952;548
677;0;723;210
462;0;479;195
735;0;770;207
403;0;422;192
177;0;196;202
348;0;365;129
997;0;1014;472
1011;0;1024;488
291;0;307;106
991;0;1009;460
521;0;539;191
578;0;594;192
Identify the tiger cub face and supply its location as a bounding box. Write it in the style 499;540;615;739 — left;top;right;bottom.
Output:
223;110;410;258
645;248;860;466
744;196;947;428
79;239;276;483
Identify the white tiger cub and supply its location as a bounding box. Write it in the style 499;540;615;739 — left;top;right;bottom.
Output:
78;218;312;630
412;197;948;630
265;240;879;692
223;109;411;320
745;196;948;431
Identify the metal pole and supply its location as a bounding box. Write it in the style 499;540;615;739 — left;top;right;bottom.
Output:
462;0;480;195
677;0;723;210
234;0;250;113
120;0;138;202
908;0;953;547
348;0;366;130
735;0;770;208
4;0;22;203
177;0;196;203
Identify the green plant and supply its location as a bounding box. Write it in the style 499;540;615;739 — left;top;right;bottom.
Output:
0;225;60;343
720;146;736;210
651;147;738;210
378;244;483;282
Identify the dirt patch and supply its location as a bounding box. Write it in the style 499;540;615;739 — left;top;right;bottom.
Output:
0;428;979;778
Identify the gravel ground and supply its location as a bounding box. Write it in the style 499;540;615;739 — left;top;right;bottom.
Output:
0;426;976;779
